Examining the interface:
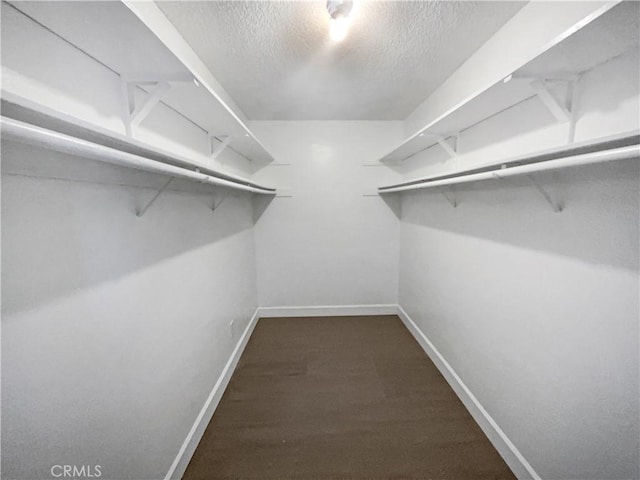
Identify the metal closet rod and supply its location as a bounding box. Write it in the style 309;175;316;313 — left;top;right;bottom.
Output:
379;143;639;194
0;117;276;195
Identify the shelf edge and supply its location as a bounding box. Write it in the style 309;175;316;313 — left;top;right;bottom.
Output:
1;116;277;195
378;132;640;193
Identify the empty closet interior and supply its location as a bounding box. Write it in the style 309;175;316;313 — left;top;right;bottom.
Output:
1;1;639;479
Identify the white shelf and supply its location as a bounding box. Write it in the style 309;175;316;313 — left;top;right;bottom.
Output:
1;1;275;168
377;1;639;165
378;131;639;194
0;116;276;196
383;79;539;163
1;97;277;195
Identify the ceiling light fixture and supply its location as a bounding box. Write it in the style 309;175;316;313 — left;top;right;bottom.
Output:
327;0;354;42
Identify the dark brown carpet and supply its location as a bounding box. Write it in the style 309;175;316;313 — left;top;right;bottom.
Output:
183;315;516;479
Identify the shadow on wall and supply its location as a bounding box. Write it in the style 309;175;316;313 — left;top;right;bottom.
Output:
380;193;402;219
1;142;256;315
399;159;639;272
252;194;275;223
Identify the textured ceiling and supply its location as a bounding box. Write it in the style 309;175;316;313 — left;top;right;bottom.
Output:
158;1;525;121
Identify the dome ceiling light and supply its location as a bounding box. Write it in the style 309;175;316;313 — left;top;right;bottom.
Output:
327;0;354;42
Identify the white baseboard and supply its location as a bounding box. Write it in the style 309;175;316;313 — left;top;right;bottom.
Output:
258;304;398;318
164;308;260;480
395;305;540;480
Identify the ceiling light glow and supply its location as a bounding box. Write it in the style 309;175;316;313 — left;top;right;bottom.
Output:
330;17;350;42
327;0;354;42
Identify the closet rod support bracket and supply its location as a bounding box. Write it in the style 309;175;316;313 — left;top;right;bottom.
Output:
137;177;174;217
527;174;563;213
212;190;231;211
438;187;457;208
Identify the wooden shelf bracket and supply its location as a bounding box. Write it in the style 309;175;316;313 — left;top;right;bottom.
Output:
210;134;231;161
120;74;194;137
435;134;458;159
530;78;576;124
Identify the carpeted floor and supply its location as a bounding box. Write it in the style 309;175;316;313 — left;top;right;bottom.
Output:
183;315;516;479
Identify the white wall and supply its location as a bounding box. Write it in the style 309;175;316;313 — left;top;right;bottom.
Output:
250;121;403;308
1;142;259;480
397;48;639;478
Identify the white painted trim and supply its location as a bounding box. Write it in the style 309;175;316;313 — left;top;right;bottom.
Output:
164;308;260;480
395;305;541;480
258;304;398;318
